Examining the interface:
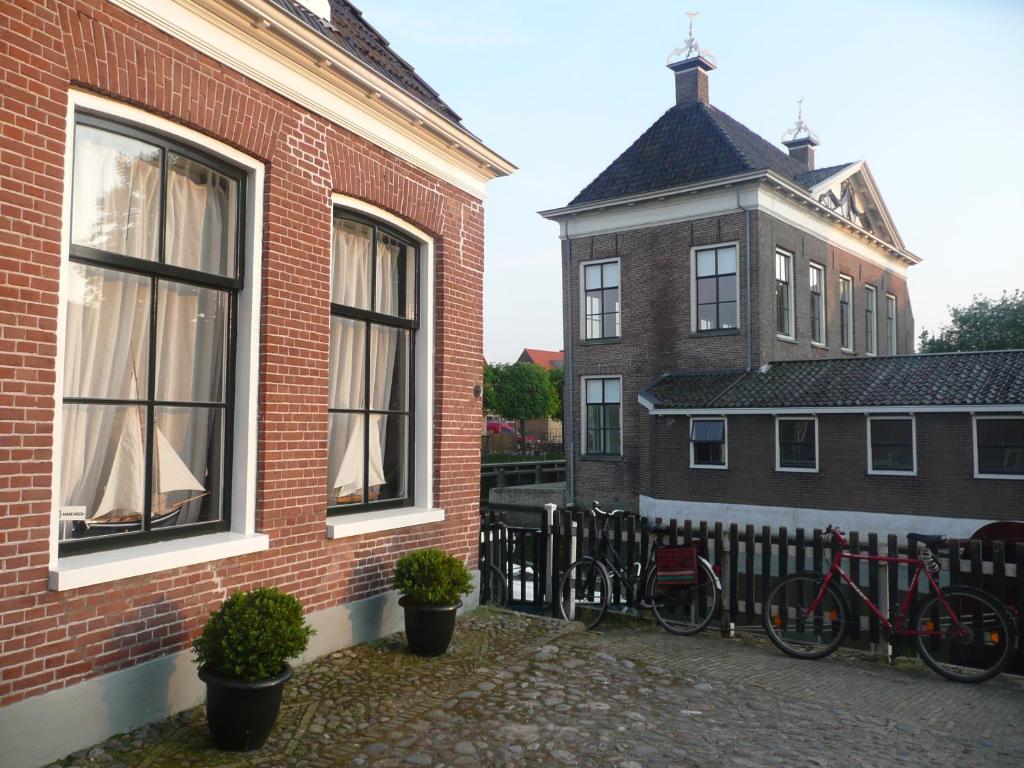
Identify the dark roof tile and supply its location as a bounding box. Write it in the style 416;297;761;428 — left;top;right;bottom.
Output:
641;352;1024;410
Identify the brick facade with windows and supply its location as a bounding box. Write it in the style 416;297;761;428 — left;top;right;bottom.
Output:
0;0;510;750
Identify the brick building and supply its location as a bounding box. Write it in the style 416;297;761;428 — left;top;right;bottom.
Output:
540;49;1022;535
0;1;513;765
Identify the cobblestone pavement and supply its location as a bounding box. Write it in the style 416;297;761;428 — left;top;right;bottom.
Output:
52;609;1024;768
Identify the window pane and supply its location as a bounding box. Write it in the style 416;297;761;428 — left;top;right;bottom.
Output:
332;218;372;309
698;303;717;331
587;404;605;431
59;403;147;541
719;302;738;329
602;261;620;288
603;312;619;339
779;420;816;468
586;379;604;404
63;263;151;400
696;249;716;277
978;419;1024;474
372;413;408;502
165;153;238;277
151;406;223;528
586;290;603;317
72;125;161;261
694;441;724;466
587;316;602;339
810;266;822;292
329;316;366;409
328;412;365;505
369;325;409;411
603;287;620;317
718;275;737;303
603;379;621;403
584;264;602;290
978;419;1024;447
691;419;724;443
376;233;415;318
156;281;228;403
606;426;621;455
775;252;789;281
586;428;604;455
840;278;851;302
717;247;737;275
697;276;717;304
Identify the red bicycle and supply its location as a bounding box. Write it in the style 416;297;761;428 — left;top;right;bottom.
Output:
762;525;1017;683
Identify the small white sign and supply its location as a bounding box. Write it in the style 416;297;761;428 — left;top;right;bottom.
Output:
58;506;87;522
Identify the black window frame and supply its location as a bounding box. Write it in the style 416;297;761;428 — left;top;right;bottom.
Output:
328;209;420;516
839;275;853;351
694;245;739;332
583;377;622;457
865;285;877;355
61;111;246;556
777;417;818;471
582;260;621;340
975;417;1024;477
775;248;793;338
868;416;915;474
690;418;727;468
809;262;825;345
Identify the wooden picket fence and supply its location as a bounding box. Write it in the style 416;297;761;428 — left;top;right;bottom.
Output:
480;507;1023;665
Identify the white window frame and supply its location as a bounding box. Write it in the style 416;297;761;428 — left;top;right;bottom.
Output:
866;415;916;476
579;257;621;341
809;262;826;348
580;375;623;457
864;285;877;356
326;194;442;538
839;274;854;353
689;417;728;469
972;415;1024;481
48;90;268;590
690;241;741;333
775;415;819;473
775;248;795;341
886;293;897;355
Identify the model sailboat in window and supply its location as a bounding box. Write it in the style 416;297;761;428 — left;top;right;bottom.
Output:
90;406;209;528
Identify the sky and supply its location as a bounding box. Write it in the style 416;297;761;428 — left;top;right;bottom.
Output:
356;0;1024;363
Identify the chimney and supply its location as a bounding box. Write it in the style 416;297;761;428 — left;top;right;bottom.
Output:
668;56;715;106
783;136;819;172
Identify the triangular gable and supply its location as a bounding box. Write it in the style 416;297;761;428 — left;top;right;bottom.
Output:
808;161;904;250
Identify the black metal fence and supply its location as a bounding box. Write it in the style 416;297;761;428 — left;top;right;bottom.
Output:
480;507;1023;665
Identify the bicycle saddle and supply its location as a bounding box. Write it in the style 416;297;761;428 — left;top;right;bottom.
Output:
907;532;947;547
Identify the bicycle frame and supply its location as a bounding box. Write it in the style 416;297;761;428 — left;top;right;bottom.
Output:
808;533;963;638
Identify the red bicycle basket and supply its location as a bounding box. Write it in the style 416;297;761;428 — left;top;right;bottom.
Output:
655;545;698;587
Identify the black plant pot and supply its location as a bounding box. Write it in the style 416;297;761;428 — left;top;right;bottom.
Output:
199;663;293;751
400;597;462;656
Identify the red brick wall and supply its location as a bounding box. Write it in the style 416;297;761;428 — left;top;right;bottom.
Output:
0;0;485;706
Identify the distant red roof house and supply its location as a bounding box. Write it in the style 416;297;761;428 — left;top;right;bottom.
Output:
518;348;564;370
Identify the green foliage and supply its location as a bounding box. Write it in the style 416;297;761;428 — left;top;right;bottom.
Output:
193;587;314;682
393;548;473;606
547;366;564;421
919;291;1024;353
483;362;557;422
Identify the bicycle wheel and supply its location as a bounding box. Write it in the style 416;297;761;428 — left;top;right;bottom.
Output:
558;558;610;630
480;563;509;609
645;559;720;635
912;586;1015;683
763;573;848;659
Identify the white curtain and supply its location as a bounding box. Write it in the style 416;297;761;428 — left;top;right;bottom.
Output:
61;135;228;538
328;223;402;503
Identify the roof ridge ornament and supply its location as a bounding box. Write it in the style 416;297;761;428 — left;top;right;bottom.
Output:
667;10;717;66
782;98;820;144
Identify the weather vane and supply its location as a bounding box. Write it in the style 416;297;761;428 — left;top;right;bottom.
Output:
781;98;820;143
667;10;716;66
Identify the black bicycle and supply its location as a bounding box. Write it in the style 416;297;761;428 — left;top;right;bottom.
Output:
557;502;721;634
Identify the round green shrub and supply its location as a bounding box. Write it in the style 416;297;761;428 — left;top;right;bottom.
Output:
193;587;314;682
393;548;473;606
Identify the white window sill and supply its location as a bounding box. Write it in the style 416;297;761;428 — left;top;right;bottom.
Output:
776;467;819;474
776;334;796;344
974;473;1024;481
49;531;270;591
811;341;827;349
326;506;444;539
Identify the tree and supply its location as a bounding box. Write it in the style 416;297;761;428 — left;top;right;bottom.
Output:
919;291;1024;353
483;362;557;453
547;366;564;422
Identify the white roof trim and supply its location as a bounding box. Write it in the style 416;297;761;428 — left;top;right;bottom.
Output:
641;402;1024;416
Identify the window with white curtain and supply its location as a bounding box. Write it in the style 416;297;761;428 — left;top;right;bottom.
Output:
328;212;416;513
60;116;243;554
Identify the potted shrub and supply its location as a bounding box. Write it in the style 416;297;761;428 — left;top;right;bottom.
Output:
193;587;314;751
394;548;473;656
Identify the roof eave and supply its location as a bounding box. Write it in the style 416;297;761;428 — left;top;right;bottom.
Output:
229;0;517;178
